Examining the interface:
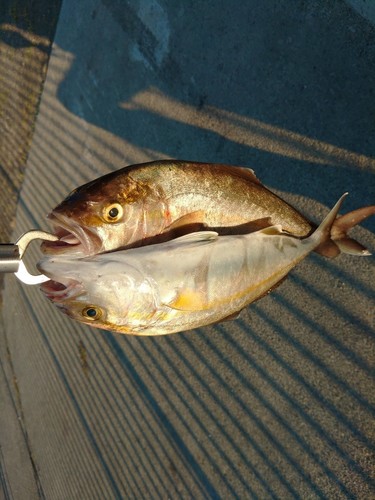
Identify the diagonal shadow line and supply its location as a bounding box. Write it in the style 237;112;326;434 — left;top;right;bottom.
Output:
16;285;123;500
17;182;374;417
0;71;107;192
209;108;375;171
253;297;375;419
30;56;375;215
15;56;375;233
128;352;259;498
127;95;369;174
183;329;353;499
19;202;274;496
84;335;193;497
0;355;44;499
54;353;141;495
20;302;123;499
104;334;220;500
287;274;375;373
0;445;12;500
70;342;167;497
0;52;49;83
209;325;369;496
19;242;285;498
309;254;375;304
26;77;138;173
24;242;189;493
236;314;375;490
18;109;138;212
13;272;368;498
21;152;83;219
30;119;98;183
274;280;374;376
22;232;184;490
13;290;125;498
162;337;323;499
5;33;374;216
13;145;374;496
16;197;373;493
131;337;275;499
18;197;50;230
26;131;91;193
0;163;22;196
310;253;375;304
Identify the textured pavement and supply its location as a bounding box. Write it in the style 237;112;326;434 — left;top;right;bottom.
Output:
1;1;375;498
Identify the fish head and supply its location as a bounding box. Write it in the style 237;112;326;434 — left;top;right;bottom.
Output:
41;282;119;332
40;285;118;332
41;170;167;257
38;254;157;333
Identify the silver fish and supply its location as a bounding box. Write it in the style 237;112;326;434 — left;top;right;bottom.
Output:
38;193;370;335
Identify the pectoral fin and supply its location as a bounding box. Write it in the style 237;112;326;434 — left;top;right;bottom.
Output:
166;289;207;311
165;211;207;232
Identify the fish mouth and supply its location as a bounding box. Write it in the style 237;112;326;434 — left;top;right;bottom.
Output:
41;213;101;256
40;278;82;302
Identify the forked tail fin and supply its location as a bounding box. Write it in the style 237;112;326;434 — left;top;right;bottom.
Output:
315;198;375;258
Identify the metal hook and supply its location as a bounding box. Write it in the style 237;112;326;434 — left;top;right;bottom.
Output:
0;230;58;285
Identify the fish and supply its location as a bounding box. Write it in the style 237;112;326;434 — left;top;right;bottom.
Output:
38;193;373;336
41;160;374;258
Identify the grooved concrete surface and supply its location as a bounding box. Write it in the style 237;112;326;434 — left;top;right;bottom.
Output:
0;0;62;268
1;1;375;498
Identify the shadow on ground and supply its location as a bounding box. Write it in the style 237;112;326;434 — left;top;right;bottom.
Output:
1;1;374;498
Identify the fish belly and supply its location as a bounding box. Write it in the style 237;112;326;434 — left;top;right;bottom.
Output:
134;232;313;335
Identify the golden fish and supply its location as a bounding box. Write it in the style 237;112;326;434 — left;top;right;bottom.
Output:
38;194;372;335
42;160;373;258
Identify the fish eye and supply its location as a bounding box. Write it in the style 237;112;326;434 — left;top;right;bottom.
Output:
103;203;123;223
82;306;102;321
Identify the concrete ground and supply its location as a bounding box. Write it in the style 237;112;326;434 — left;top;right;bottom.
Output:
1;1;374;498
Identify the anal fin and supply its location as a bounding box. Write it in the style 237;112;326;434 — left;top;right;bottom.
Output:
212;309;245;324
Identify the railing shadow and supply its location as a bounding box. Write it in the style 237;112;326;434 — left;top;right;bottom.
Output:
1;1;375;498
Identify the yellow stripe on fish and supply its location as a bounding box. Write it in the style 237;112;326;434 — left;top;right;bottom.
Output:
36;194;374;336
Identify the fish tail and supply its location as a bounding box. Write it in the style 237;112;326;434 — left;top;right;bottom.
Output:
315;197;374;258
309;193;348;248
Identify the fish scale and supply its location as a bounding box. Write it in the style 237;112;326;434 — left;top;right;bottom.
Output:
36;161;375;333
37;194;371;335
41;160;315;257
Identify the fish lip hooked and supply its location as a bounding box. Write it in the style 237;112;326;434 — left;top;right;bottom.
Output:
41;213;101;256
40;278;82;302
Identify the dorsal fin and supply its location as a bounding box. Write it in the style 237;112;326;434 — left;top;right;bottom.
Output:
235;166;262;185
